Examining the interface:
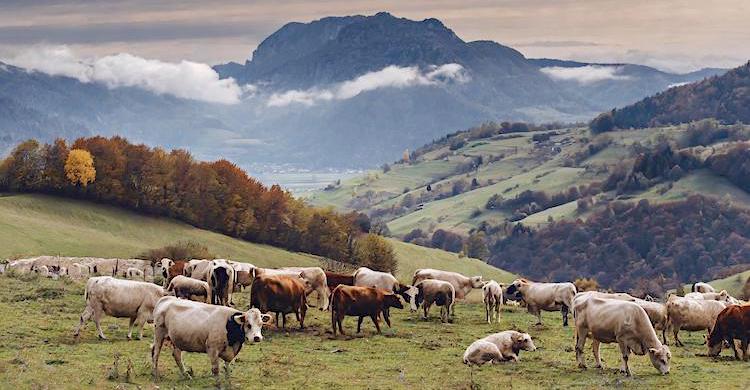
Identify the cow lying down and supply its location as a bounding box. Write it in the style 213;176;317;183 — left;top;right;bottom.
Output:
151;296;271;381
463;331;536;365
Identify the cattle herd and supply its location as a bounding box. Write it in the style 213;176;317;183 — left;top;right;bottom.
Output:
3;256;750;383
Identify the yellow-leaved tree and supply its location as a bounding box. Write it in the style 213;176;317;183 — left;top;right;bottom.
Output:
65;149;96;186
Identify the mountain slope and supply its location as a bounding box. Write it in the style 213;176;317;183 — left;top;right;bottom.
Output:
0;193;510;281
593;61;750;130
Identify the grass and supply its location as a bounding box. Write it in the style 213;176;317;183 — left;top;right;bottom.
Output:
1;274;748;389
0;193;509;282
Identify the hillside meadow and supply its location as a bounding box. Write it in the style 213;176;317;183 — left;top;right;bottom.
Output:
1;274;748;389
0;193;510;282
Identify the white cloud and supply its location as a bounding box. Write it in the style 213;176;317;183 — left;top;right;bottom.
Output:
540;65;630;84
667;81;690;89
4;45;250;104
267;63;469;107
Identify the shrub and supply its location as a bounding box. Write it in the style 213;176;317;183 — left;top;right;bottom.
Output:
574;278;599;292
138;241;214;265
589;111;615;133
352;234;397;272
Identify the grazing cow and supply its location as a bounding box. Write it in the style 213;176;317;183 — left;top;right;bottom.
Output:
183;259;211;281
412;269;483;299
279;267;331;310
151;296;271;381
691;282;716;293
707;305;750;360
126;267;144;279
73;276;166;340
506;279;576;326
410;279;455;322
160;259;186;287
665;296;728;346
330;285;403;336
463;331;536;365
324;270;355;291
573;291;668;335
167;275;210;303
482;280;504;324
684;290;740;305
574;297;671;376
207;260;235;306
250;275;307;329
354;267;416;303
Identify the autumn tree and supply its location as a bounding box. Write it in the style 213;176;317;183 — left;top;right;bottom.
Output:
465;231;489;260
65;149;96;186
353;233;397;272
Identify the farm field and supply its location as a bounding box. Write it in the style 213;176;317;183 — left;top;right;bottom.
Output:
1;274;748;389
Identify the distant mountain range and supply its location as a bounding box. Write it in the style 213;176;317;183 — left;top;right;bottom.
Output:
0;12;728;169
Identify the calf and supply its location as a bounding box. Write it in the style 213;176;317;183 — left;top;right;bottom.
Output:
160;258;186;287
482;280;504;324
506;278;576;326
250;275;307;329
151;296;271;381
575;296;671;376
707;305;750;360
208;259;235;306
410;279;455;322
167;275;210;303
73;276;165;340
412;268;483;299
665;295;728;346
330;285;403;336
463;331;536;365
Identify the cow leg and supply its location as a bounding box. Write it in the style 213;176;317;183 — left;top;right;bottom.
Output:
592;340;603;369
331;311;337;336
357;316;364;333
729;338;740;360
134;306;151;340
92;307;107;340
485;303;491;324
208;347;221;377
172;346;189;379
529;306;542;325
561;304;570;327
575;328;588;369
73;305;93;338
282;313;287;330
673;327;683;347
371;315;381;334
618;342;631;376
320;287;329;311
338;315;345;336
151;326;166;379
127;317;135;340
422;304;429;320
740;338;749;361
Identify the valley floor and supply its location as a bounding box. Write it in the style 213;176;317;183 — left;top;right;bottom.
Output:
1;275;747;389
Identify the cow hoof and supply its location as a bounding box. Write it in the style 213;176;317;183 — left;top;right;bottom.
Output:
578;364;587;370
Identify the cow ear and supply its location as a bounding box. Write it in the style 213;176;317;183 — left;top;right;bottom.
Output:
261;314;272;324
648;347;657;353
234;313;246;325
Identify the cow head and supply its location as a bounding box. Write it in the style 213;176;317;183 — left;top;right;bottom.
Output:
647;345;671;375
228;308;272;345
511;332;537;352
470;276;484;289
707;328;725;357
384;293;404;310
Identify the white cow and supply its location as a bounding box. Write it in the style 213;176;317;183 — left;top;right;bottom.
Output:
151;296;271;381
207;259;235;306
665;295;728;346
354;267;416;302
574;296;671;376
412;268;483;299
482;280;504;324
463;331;536;365
73;276;166;340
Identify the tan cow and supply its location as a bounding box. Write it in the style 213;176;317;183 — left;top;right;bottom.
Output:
167;275;210;303
412;268;483;299
684;290;740;305
183;259;211;281
353;267;416;304
410;279;455;322
151;296;271;381
573;291;667;335
506;279;576;326
664;295;728;346
463;331;536;365
574;297;671;376
73;276;166;340
482;280;504;324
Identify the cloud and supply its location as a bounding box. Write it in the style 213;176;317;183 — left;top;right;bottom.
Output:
268;63;469;107
540;65;630;84
4;45;250;104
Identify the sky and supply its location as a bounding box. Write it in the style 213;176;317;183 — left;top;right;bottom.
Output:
0;0;748;73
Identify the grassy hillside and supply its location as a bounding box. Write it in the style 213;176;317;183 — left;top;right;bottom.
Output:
0;193;509;281
308;124;750;237
2;274;748;389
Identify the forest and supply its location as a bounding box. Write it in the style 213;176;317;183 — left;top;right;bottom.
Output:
0;137;396;269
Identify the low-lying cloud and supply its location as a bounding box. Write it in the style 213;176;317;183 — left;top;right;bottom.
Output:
268;63;469;107
540;65;630;84
4;46;248;104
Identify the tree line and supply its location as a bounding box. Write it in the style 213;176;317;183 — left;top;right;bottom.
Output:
0;137;398;271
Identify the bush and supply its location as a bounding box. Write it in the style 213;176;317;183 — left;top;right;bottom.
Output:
590;111;615;133
138;241;214;265
352;234;397;272
574;278;599;292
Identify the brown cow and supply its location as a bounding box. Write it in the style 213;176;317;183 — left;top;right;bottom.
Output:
250;275;307;330
160;259;186;288
707;305;750;361
330;285;403;336
324;270;355;291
